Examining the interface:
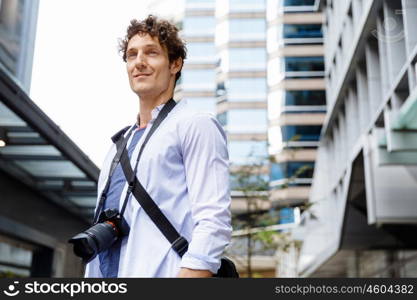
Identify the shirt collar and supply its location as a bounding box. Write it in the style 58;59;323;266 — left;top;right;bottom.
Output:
150;102;166;121
137;99;174;128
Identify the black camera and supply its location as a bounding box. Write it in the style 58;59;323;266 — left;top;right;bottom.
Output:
68;209;130;263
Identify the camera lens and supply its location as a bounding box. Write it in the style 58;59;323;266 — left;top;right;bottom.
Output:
69;221;119;263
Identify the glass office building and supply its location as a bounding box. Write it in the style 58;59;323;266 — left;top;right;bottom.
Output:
179;0;273;276
267;0;325;215
178;0;217;114
297;0;417;277
0;0;39;92
178;0;326;277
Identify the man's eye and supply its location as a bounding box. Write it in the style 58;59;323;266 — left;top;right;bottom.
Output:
127;53;137;59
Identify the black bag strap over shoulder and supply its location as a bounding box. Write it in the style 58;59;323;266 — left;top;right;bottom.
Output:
118;148;189;256
94;99;176;223
113;100;239;277
119;147;239;277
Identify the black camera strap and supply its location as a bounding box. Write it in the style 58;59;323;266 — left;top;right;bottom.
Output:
94;98;177;223
118;148;189;257
93;126;135;224
113;101;189;257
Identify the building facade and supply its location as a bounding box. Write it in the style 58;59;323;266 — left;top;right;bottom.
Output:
0;0;39;92
180;0;327;276
298;0;417;277
267;0;325;215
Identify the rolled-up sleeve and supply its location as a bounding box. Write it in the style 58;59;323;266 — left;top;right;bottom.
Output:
179;113;232;274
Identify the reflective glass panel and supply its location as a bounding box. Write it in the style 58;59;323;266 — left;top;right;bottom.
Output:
0;0;24;76
281;125;322;142
283;24;322;39
228;48;266;70
284;56;324;72
283;0;315;5
228;140;268;165
226;78;266;101
229;0;265;11
186;97;216;113
226;109;267;133
14;160;86;178
181;69;216;91
284;90;326;106
270;161;315;180
230;19;265;40
183;16;215;36
187;42;216;62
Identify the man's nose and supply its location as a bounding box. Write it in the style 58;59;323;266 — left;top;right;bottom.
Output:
135;52;146;69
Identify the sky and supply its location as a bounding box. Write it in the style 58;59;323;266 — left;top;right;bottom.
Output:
30;0;184;167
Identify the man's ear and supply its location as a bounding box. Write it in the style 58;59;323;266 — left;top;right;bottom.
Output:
170;57;183;76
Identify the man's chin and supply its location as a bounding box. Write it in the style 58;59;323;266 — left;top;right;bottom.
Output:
133;86;155;97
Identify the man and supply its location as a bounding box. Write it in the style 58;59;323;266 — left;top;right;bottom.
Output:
84;15;232;278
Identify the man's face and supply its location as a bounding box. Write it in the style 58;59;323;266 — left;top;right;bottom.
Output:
126;33;178;97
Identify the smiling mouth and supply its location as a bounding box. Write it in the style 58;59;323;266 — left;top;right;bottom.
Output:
133;73;151;78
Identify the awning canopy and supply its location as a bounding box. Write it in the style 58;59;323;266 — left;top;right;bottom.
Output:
0;65;99;222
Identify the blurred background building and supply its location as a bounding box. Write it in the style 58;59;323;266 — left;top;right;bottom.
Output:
0;0;98;277
179;0;417;278
178;0;326;277
0;0;38;91
297;0;417;277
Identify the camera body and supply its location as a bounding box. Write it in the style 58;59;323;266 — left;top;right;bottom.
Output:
68;208;130;263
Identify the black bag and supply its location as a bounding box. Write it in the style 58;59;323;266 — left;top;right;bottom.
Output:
214;258;239;278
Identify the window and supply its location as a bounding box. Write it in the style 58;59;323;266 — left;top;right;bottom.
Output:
187;42;216;62
181;69;216;91
283;0;315;6
284;56;324;72
230;19;265;41
186;97;216;113
188;0;215;2
285;90;326;106
222;109;267;133
228;140;268;165
229;0;265;11
0;0;25;77
186;0;215;10
217;112;227;126
270;161;315;181
279;207;296;224
283;24;322;39
230;173;269;190
183;16;215;36
281;125;322;142
226;78;266;101
228;48;266;70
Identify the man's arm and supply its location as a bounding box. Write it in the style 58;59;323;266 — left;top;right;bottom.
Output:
177;113;232;277
177;267;212;278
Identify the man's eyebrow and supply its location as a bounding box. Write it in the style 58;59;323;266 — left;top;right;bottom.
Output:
127;43;160;52
143;44;160;50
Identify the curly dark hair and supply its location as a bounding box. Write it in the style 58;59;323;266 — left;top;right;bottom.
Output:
119;15;187;83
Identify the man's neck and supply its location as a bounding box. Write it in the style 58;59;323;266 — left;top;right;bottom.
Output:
137;92;173;128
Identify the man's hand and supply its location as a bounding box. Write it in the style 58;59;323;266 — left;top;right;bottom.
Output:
176;267;213;278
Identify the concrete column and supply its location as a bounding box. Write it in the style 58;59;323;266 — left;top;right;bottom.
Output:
356;65;370;133
401;0;417;56
365;38;383;115
382;0;407;85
